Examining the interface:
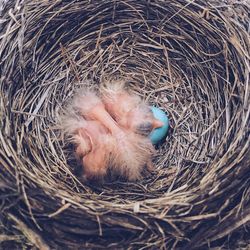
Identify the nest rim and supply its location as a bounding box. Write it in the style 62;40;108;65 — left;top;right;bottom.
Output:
0;0;249;249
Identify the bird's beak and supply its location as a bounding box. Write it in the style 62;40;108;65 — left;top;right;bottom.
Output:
152;119;164;129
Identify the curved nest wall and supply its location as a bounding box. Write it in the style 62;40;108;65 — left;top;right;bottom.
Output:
0;0;249;249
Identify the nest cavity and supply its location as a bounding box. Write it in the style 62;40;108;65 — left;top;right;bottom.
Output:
0;0;249;249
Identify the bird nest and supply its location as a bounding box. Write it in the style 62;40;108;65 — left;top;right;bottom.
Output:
0;0;249;249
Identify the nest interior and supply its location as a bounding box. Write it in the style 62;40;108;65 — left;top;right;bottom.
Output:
0;0;249;249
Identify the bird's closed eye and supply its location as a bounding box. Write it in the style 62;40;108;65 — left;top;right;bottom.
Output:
135;121;153;136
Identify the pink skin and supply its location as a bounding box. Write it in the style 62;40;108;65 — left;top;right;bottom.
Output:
73;92;164;180
75;121;112;179
63;90;161;180
87;104;158;173
102;91;163;134
88;104;122;135
90;103;163;135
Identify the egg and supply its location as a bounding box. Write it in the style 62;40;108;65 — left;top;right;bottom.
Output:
149;106;169;144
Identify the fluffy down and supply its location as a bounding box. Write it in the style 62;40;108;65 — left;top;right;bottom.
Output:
101;81;163;136
59;84;158;181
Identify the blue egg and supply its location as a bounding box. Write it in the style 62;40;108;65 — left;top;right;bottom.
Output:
149;106;169;145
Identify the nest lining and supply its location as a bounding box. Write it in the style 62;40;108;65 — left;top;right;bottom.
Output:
0;0;249;249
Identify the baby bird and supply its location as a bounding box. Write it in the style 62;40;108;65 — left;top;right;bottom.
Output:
68;89;155;181
100;81;163;136
76;121;114;179
59;109;114;180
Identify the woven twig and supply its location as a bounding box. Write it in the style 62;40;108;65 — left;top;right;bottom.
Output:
0;0;249;249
